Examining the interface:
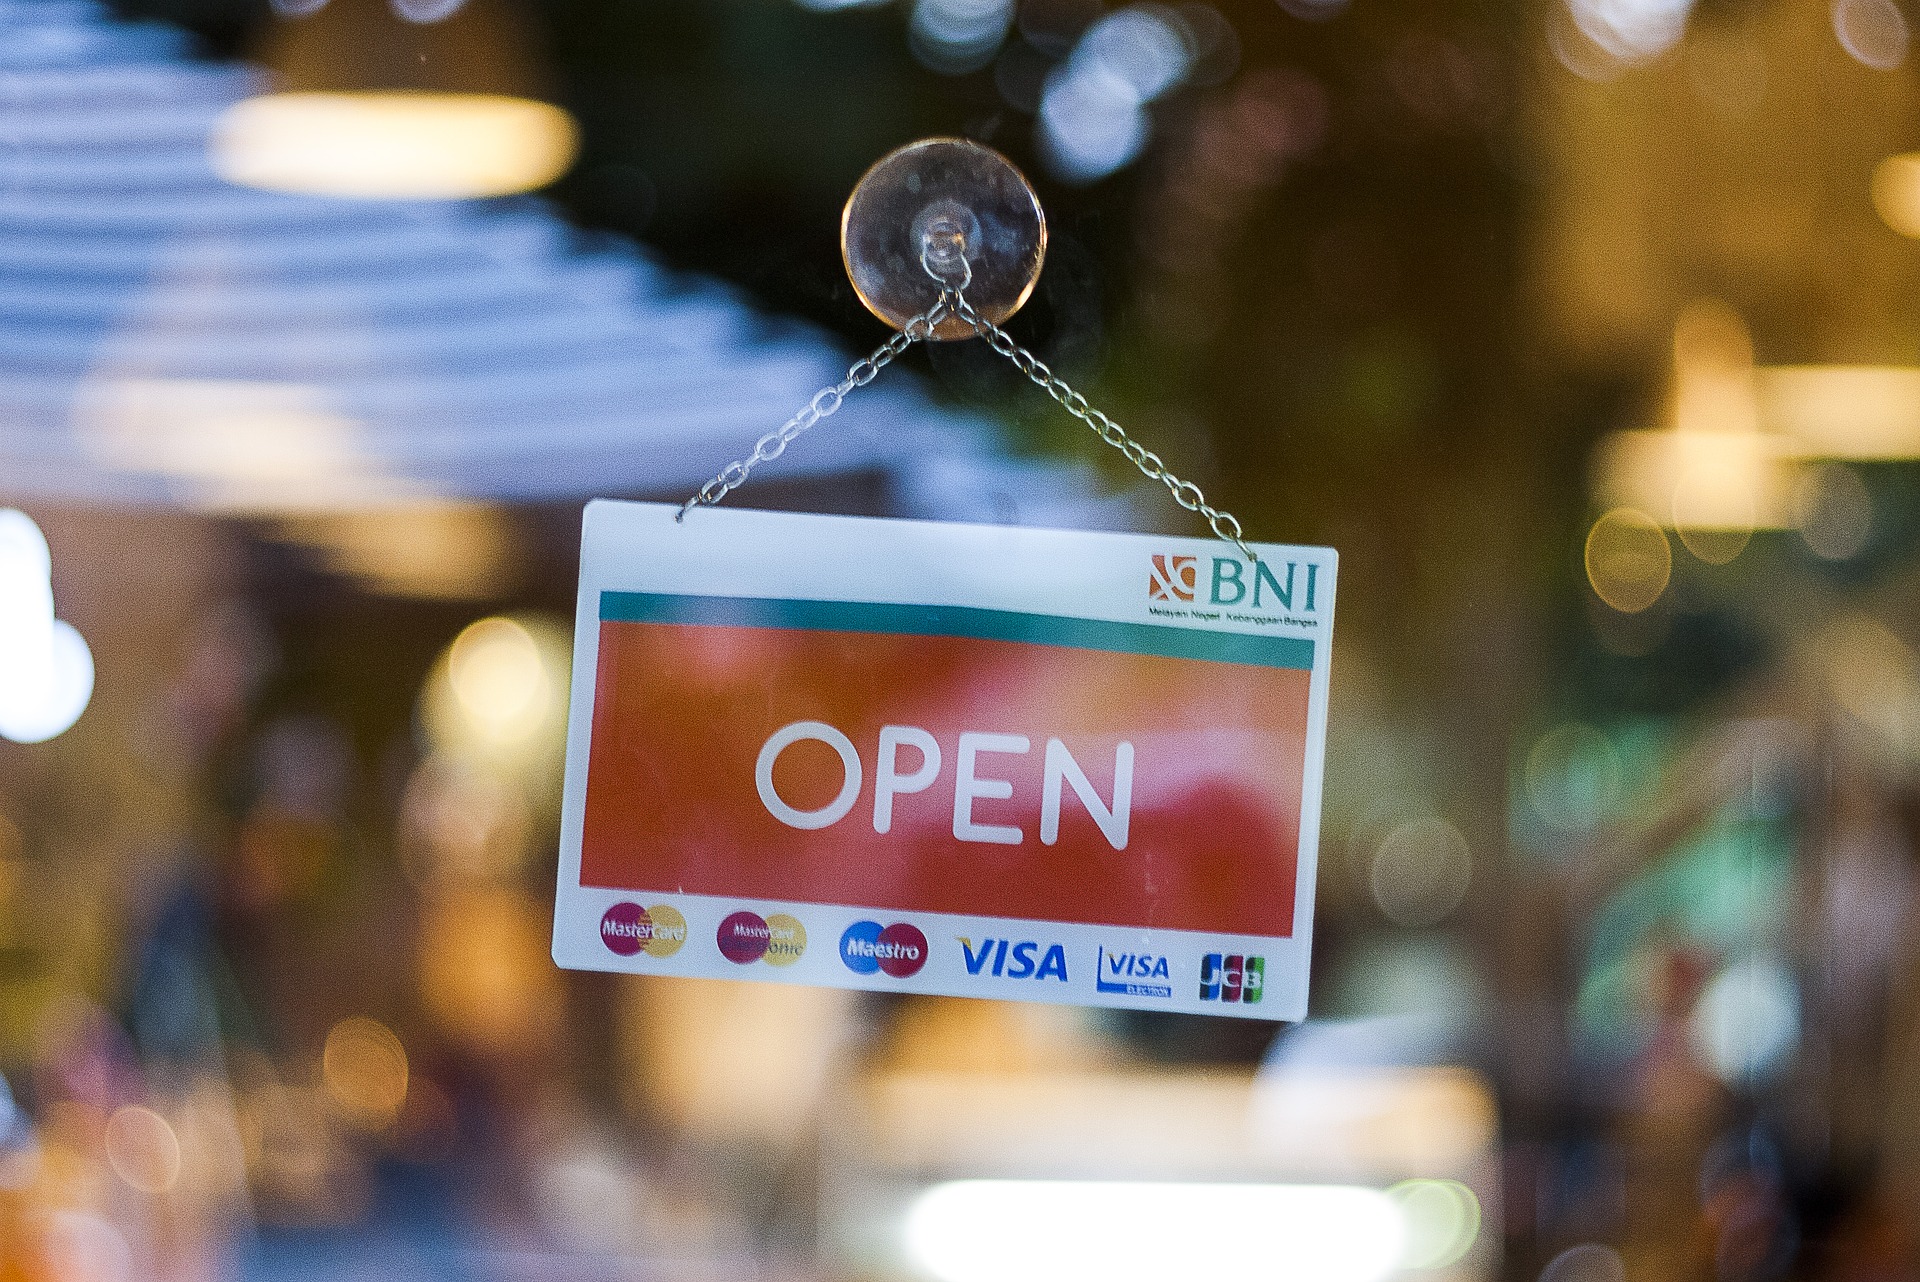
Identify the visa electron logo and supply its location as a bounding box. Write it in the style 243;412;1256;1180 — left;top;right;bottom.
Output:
600;903;687;958
717;910;807;967
1148;554;1197;602
840;921;929;978
959;937;1069;982
1199;953;1264;1004
1096;946;1172;998
1149;553;1321;613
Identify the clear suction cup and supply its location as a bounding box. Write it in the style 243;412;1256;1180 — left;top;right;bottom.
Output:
841;138;1046;341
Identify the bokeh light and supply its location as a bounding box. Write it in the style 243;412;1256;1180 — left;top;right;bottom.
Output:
1369;815;1473;927
104;1105;183;1194
322;1017;410;1131
1038;5;1195;182
1689;953;1800;1082
904;1181;1408;1282
1794;463;1873;560
36;1210;133;1282
1832;0;1909;68
423;614;570;769
1525;723;1623;833
1539;1244;1627;1282
1820;612;1920;757
910;0;1016;74
1584;508;1672;614
1388;1178;1482;1269
449;617;547;737
0;510;93;745
1566;0;1693;63
1870;153;1920;237
213;93;580;200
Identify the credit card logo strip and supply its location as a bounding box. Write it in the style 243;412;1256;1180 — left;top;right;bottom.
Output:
1198;953;1264;1003
1096;946;1173;998
957;937;1070;982
840;920;929;977
718;909;808;966
600;902;688;958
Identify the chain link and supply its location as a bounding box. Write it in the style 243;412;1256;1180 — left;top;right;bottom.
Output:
677;305;946;520
935;286;1257;562
679;248;1257;562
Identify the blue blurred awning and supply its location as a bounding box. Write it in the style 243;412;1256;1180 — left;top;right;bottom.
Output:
0;0;1022;512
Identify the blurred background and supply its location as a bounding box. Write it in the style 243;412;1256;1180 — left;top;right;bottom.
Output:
0;0;1914;1275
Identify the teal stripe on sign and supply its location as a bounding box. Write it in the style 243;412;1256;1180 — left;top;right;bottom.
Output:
598;591;1314;670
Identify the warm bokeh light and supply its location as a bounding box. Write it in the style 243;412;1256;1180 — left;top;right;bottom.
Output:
211;92;579;199
419;887;564;1056
904;1180;1408;1282
274;506;520;600
1871;153;1920;237
1759;365;1920;458
104;1105;183;1194
447;617;550;743
421;613;570;774
321;1017;410;1130
1584;508;1672;613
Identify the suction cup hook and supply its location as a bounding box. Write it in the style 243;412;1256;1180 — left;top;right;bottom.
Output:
841;138;1046;341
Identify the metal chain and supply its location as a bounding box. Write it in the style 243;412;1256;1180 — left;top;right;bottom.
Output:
679;243;1258;562
677;303;947;519
936;285;1257;562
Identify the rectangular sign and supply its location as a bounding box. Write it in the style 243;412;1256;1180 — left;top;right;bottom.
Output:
553;500;1337;1020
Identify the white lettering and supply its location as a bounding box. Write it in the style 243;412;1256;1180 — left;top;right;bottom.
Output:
952;732;1029;845
755;720;862;830
873;724;942;834
1040;739;1133;850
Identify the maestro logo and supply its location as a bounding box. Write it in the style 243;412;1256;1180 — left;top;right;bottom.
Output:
1148;554;1197;603
600;903;687;958
717;910;807;967
1199;953;1265;1004
959;936;1069;982
840;921;929;978
1096;946;1172;999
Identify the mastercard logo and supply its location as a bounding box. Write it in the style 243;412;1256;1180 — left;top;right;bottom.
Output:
717;909;807;967
599;902;687;959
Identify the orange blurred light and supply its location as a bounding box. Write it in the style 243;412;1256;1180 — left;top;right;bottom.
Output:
212;92;578;200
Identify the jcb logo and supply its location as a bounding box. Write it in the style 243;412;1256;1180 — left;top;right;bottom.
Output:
1148;554;1197;602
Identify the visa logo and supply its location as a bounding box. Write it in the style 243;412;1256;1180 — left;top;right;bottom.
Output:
1096;947;1173;999
959;937;1069;982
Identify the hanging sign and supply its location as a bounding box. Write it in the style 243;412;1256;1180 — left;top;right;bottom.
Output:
552;500;1337;1020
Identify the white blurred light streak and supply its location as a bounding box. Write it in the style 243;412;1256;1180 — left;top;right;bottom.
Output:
0;510;91;744
904;1180;1407;1282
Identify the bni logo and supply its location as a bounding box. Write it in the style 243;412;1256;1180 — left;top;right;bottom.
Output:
1199;953;1265;1004
1148;554;1197;602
